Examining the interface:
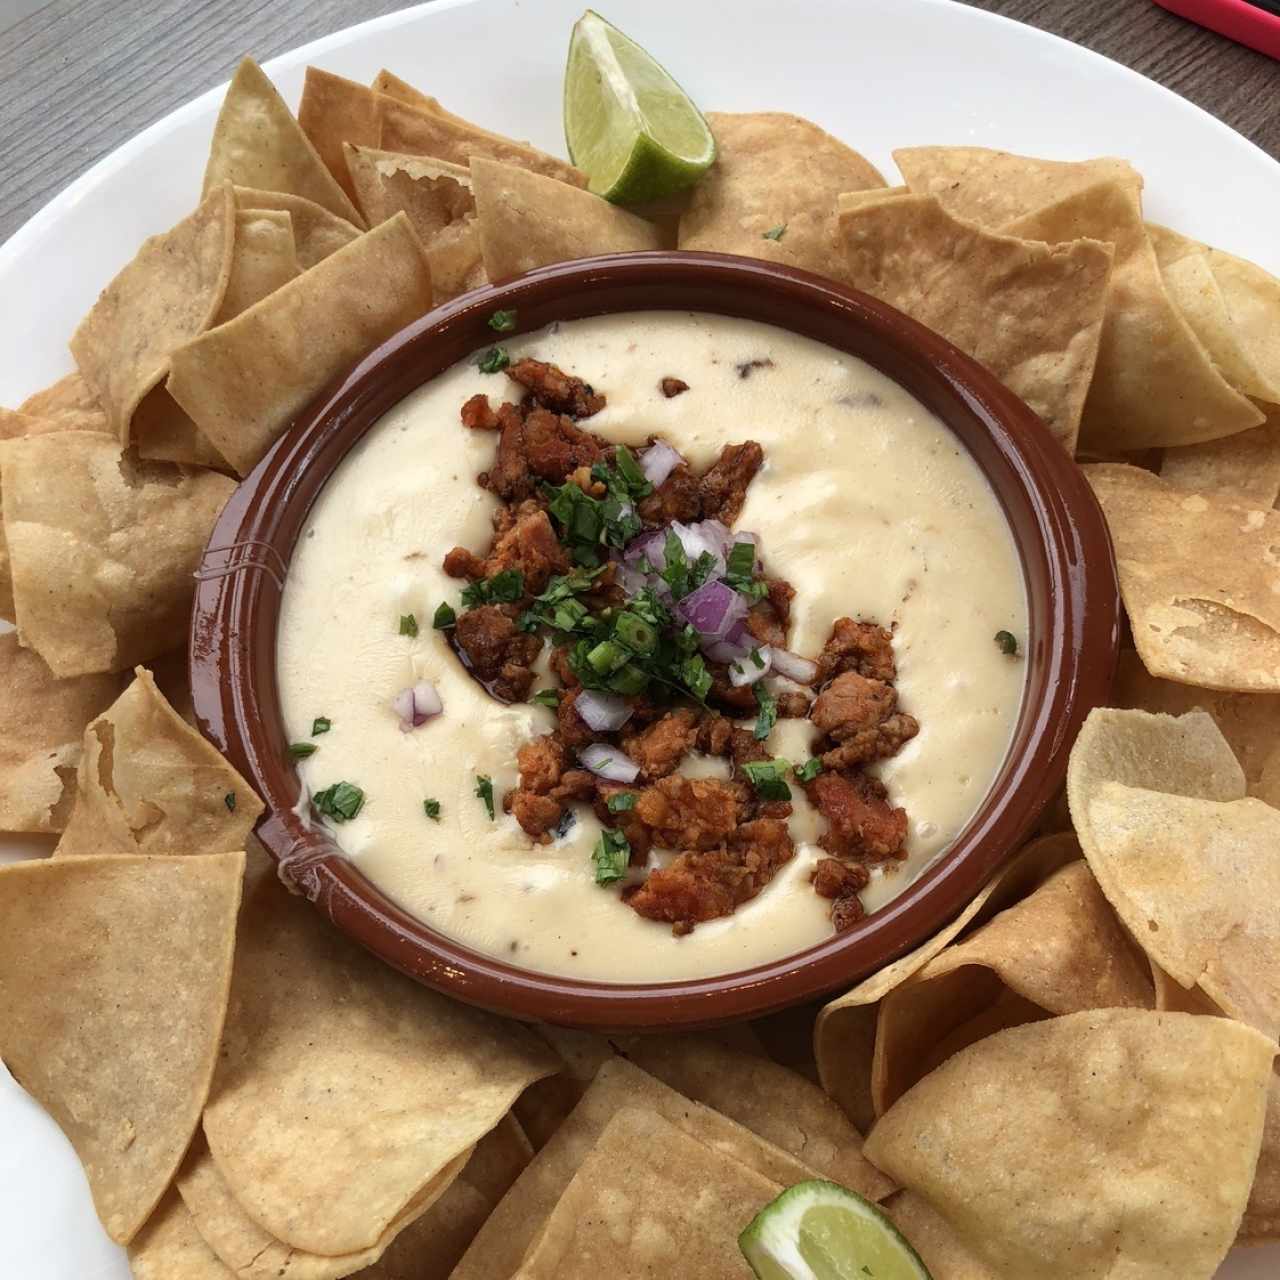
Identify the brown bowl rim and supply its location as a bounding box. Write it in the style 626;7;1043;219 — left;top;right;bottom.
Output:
190;250;1120;1031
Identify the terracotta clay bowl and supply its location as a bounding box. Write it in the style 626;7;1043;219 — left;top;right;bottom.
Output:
189;251;1120;1032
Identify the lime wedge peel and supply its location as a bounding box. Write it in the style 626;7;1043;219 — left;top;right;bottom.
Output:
740;1180;933;1280
564;9;716;204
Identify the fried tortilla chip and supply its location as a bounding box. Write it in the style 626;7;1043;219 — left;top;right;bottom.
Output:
55;667;261;858
378;95;586;187
167;212;433;475
838;193;1111;451
232;185;361;268
1084;464;1280;690
871;862;1152;1114
371;68;441;112
0;633;123;833
217;208;299;322
1111;649;1280;807
471;156;661;281
69;185;235;443
0;432;235;676
615;1034;893;1198
1206;247;1280;404
345;146;486;301
1161;403;1280;508
885;1190;1000;1280
297;66;384;201
128;1189;236;1280
203;58;363;226
18;371;109;432
1006;182;1262;451
453;1057;822;1280
678;111;884;276
864;1010;1275;1280
815;832;1080;1132
513;1108;780;1280
893;145;1139;229
201;848;555;1257
1244;1075;1280;1243
0;851;244;1243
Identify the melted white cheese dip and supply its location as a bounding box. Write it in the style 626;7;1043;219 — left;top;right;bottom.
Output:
277;312;1026;982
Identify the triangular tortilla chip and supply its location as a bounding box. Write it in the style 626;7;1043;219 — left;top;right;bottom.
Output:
471;156;661;281
1161;403;1280;508
167;212;433;475
18;371;109;432
1205;246;1280;403
864;1010;1275;1280
378;94;586;187
69;185;235;443
513;1108;780;1280
345;145;486;301
203;58;363;226
297;65;384;201
1244;1074;1280;1243
371;67;444;112
127;1189;236;1280
838;192;1112;451
55;667;262;858
679;111;885;276
200;847;555;1256
0;432;236;676
0;851;244;1243
1084;464;1280;690
231;185;361;268
0;632;123;833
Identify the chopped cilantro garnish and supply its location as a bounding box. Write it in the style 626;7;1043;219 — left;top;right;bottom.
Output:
531;688;562;708
474;775;495;820
288;742;318;759
487;308;518;332
794;757;824;783
750;647;765;669
661;533;715;600
995;629;1019;656
741;758;792;802
607;791;637;813
753;684;778;741
311;716;331;735
762;224;787;241
592;828;631;885
518;566;603;632
462;569;525;608
423;798;441;821
432;601;457;630
477;346;510;373
313;781;364;822
223;792;236;812
727;540;756;578
678;651;712;702
398;612;419;637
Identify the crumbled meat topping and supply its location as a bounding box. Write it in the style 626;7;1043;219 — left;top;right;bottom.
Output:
660;377;690;398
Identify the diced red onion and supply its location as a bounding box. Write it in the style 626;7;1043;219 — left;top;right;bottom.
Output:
677;578;749;641
580;743;640;783
705;639;750;663
575;690;634;732
671;520;729;573
615;563;649;597
640;440;684;488
624;528;667;570
729;645;773;686
770;647;818;684
392;681;443;731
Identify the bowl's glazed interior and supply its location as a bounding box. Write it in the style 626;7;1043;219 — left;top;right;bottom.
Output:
189;251;1120;1031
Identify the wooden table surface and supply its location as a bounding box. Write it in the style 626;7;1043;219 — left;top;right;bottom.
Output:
0;0;1276;244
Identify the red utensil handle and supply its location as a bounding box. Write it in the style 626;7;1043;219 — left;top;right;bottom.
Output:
1153;0;1280;59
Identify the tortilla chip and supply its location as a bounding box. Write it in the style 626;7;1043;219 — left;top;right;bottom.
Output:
838;193;1111;451
749;1002;823;1084
0;407;81;442
864;1010;1275;1280
452;1057;821;1280
893;145;1140;229
1084;464;1280;690
0;851;244;1242
345;145;486;301
201;847;555;1257
69;185;235;443
378;95;586;188
678;111;884;277
371;68;441;112
885;1190;1001;1280
232;185;361;268
297;66;383;201
0;432;236;677
1111;649;1280;808
1161;403;1280;508
1206;247;1280;404
128;1189;236;1280
472;156;661;281
871;862;1152;1114
1243;1074;1280;1243
18;371;110;432
55;667;261;858
167;211;433;476
814;832;1080;1132
514;1026;618;1150
203;58;363;226
358;1179;494;1280
217;208;299;322
615;1034;893;1199
1006;181;1262;451
0;633;123;832
513;1107;779;1280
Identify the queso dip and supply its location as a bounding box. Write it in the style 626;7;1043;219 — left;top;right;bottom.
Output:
277;312;1027;982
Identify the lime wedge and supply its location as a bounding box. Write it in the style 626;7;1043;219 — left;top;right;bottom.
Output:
740;1181;933;1280
564;9;715;203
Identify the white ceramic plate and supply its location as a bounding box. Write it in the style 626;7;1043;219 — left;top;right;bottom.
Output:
1;0;1276;1274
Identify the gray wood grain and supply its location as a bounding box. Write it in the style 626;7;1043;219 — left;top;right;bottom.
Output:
0;0;1276;245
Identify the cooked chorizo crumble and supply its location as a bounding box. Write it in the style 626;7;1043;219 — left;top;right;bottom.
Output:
436;354;919;936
